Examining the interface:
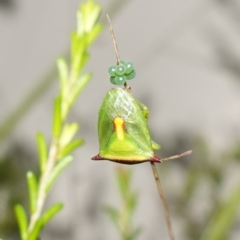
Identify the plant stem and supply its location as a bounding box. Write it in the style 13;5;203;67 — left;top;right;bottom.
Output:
150;162;175;240
28;140;59;233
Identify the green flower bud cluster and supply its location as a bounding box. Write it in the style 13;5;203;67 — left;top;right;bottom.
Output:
108;60;136;85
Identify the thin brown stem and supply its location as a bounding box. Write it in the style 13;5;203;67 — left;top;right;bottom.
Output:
106;14;121;65
106;14;130;92
150;162;175;240
150;150;192;239
106;14;130;91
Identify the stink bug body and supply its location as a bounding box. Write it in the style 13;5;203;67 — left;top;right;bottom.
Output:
92;87;161;164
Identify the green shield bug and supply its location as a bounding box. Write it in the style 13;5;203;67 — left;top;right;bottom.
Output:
92;87;161;164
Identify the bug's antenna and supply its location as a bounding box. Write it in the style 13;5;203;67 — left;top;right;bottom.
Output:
106;14;121;65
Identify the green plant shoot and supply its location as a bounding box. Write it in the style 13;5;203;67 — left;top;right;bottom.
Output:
104;167;141;240
14;1;102;240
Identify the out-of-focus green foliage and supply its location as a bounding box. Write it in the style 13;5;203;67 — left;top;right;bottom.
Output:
14;204;28;240
200;183;240;240
0;144;34;238
163;136;240;240
104;167;141;240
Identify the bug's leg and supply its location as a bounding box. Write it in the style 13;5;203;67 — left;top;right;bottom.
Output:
152;140;161;150
136;100;162;150
135;99;149;120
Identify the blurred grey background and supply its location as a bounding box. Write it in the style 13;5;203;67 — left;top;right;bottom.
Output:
1;0;240;239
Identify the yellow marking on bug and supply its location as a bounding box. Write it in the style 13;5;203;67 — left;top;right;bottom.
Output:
114;117;124;140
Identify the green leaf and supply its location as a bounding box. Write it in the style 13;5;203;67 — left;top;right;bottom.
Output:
72;0;101;76
59;139;84;159
128;192;138;214
59;123;79;148
71;32;83;54
86;23;102;46
71;36;87;78
78;0;101;35
104;206;119;228
68;73;91;108
200;183;240;240
57;57;69;98
41;203;63;227
71;41;89;81
36;132;48;173
27;172;38;214
130;227;142;240
76;52;89;77
116;168;131;199
45;155;73;192
28;219;42;240
71;32;79;64
53;96;62;138
14;204;28;240
182;166;202;202
27;188;63;240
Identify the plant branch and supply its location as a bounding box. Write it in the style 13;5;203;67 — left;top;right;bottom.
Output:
106;14;121;65
150;162;175;240
14;2;102;240
150;150;192;240
28;140;58;233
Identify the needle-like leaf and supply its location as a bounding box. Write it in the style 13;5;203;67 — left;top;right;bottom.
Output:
41;203;63;227
45;155;73;192
14;204;28;240
36;132;48;173
27;172;38;214
53;96;62;138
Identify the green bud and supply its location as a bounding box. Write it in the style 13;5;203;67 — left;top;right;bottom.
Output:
126;70;136;80
110;76;116;84
116;65;126;76
108;66;116;76
115;76;126;85
124;61;134;74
